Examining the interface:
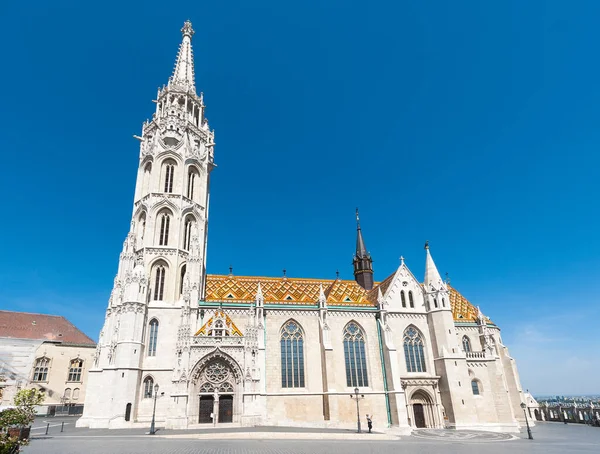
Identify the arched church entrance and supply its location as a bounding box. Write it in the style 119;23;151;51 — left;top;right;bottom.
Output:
410;390;435;428
191;352;242;425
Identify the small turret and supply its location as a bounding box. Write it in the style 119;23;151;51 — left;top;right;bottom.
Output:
353;209;374;290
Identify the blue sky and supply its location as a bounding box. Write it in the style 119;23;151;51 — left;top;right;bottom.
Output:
1;1;598;396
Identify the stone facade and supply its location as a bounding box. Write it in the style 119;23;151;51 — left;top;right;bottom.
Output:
0;312;96;411
77;21;527;434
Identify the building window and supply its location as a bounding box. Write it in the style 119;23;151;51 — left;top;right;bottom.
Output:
143;376;154;398
280;320;305;388
471;380;481;395
138;212;147;243
403;326;426;372
213;320;224;337
153;265;166;301
462;336;472;353
442;297;446;307
187;169;197;199
343;322;368;387
433;298;438;308
159;213;170;246
183;218;193;250
73;388;80;400
409;291;414;308
148;319;159;356
164;163;174;193
401;291;406;308
179;264;187;296
68;359;83;382
32;357;49;382
63;388;71;401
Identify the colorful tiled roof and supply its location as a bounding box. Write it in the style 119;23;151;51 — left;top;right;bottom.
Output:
205;274;372;306
0;311;95;345
448;285;478;321
205;274;479;320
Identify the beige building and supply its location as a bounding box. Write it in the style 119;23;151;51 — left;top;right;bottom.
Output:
0;311;96;414
78;21;527;433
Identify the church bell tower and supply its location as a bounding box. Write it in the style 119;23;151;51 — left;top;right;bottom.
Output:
78;21;215;429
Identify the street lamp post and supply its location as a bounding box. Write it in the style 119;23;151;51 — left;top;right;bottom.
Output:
350;387;364;433
520;402;533;440
149;383;159;435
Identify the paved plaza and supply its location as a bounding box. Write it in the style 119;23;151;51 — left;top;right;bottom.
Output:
22;419;600;454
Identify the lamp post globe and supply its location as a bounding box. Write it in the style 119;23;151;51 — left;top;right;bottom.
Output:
149;383;160;435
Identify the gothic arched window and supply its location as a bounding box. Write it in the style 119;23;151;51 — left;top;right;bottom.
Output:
409;291;415;308
403;326;426;372
163;163;175;193
471;379;481;395
32;357;49;382
462;336;472;353
148;319;159;356
179;264;187;297
401;291;406;308
153;265;166;301
442;297;446;307
138;212;147;243
159;213;170;246
142;162;152;195
280;320;305;388
143;376;154;398
183;217;194;250
187;167;199;200
67;359;83;382
343;322;368;387
433;298;438;308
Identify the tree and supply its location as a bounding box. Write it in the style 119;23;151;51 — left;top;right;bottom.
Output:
0;388;45;453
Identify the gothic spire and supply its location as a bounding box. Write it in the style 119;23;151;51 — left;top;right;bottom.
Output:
424;241;446;292
169;21;196;91
353;209;374;290
355;208;369;259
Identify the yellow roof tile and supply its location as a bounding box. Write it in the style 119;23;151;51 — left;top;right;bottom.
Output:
204;274;480;321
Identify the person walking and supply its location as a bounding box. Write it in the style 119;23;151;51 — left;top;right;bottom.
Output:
366;414;373;433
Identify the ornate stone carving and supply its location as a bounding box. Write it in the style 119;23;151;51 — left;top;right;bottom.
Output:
190;348;243;384
401;378;439;389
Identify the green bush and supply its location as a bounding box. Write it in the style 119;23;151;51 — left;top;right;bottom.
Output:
0;388;46;452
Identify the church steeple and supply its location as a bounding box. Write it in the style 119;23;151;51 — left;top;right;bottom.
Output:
169;20;196;91
353;209;374;290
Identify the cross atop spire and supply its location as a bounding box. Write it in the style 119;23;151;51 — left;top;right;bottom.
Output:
169;21;196;91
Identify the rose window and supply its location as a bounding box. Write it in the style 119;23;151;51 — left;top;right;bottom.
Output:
205;362;230;383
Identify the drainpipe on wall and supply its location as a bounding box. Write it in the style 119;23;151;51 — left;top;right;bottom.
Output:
376;319;392;427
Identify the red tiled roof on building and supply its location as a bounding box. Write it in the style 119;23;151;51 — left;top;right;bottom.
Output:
0;310;95;346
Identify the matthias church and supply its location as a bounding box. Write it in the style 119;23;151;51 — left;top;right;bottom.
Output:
79;22;527;433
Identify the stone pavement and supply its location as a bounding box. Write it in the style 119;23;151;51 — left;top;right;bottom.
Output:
22;421;600;454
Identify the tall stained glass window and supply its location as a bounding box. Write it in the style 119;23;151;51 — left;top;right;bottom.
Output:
343;322;368;387
148;319;159;356
403;326;426;372
280;321;305;387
